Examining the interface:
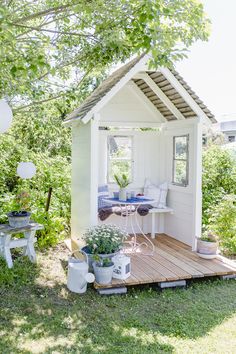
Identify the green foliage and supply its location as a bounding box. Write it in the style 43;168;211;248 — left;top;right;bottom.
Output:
114;173;130;188
200;232;218;243
0;256;38;288
0;0;209;114
0;0;211;249
93;255;113;267
202;144;236;226
83;224;127;254
202;144;236;255
0;132;71;248
208;195;236;255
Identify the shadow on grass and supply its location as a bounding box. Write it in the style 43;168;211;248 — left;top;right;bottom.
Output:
0;254;236;353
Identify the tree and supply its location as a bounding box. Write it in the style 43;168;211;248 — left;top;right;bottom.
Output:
0;0;210;114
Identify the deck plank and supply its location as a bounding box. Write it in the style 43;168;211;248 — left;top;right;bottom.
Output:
158;234;236;275
130;255;161;283
93;234;236;290
136;236;203;278
157;236;217;276
135;254;176;281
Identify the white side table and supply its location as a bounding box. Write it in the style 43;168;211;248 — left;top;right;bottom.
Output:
0;222;43;268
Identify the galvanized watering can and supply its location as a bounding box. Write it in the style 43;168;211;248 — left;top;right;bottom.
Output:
67;250;95;294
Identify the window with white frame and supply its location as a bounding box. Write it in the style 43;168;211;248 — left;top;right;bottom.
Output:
107;135;133;183
172;135;189;186
228;135;235;142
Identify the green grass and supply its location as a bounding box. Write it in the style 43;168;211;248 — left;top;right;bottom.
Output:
0;245;236;354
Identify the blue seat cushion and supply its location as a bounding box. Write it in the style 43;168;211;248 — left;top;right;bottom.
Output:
98;185;109;209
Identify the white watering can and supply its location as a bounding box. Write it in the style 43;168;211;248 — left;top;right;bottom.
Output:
67;251;95;294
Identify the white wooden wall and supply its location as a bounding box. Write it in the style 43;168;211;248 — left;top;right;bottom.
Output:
70;79;202;248
97;120;202;248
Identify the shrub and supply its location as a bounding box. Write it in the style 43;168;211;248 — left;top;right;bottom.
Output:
202;144;236;228
207;195;236;256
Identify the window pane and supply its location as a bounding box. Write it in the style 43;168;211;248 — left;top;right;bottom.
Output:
174;136;188;159
108;136;132;159
109;160;132;183
173;160;188;185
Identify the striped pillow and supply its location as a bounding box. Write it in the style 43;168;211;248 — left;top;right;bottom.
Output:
98;185;109;209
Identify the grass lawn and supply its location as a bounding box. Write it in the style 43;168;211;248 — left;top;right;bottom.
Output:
0;244;236;354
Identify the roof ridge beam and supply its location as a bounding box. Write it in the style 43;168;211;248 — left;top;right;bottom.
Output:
136;73;185;121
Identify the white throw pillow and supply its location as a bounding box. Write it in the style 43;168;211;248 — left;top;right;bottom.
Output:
144;179;168;208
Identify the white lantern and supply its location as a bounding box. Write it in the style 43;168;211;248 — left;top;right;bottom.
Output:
17;162;36;179
0;99;13;133
112;255;131;280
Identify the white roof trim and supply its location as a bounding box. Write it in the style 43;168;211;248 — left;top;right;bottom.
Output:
80;54;150;124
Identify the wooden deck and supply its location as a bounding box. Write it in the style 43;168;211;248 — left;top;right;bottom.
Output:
94;234;236;289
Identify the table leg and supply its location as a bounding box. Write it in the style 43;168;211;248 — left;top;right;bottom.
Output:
134;209;154;256
2;234;13;268
23;230;37;263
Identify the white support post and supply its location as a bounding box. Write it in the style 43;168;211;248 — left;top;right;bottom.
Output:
192;119;203;251
71;118;99;246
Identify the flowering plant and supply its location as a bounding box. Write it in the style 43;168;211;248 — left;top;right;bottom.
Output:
15;190;31;211
83;224;127;254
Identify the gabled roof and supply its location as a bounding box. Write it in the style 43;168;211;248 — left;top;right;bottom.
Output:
65;54;216;125
65;54;146;123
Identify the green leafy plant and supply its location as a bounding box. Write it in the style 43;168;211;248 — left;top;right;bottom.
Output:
114;174;130;188
208;195;236;256
93;255;113;267
83;224;128;254
202;144;236;228
15;190;31;211
200;231;218;243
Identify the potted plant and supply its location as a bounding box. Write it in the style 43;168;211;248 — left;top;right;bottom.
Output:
7;190;31;228
82;224;128;270
93;256;114;285
197;231;218;259
114;173;130;201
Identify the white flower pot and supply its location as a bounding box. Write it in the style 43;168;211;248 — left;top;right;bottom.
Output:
93;262;114;285
197;239;218;256
119;188;127;201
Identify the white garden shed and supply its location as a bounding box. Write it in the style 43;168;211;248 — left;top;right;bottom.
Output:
64;54;216;251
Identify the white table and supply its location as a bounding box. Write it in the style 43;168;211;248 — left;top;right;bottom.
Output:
0;222;43;268
104;197;155;256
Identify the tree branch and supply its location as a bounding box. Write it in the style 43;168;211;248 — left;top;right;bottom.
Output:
10;22;97;39
13;71;90;112
14;4;77;23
